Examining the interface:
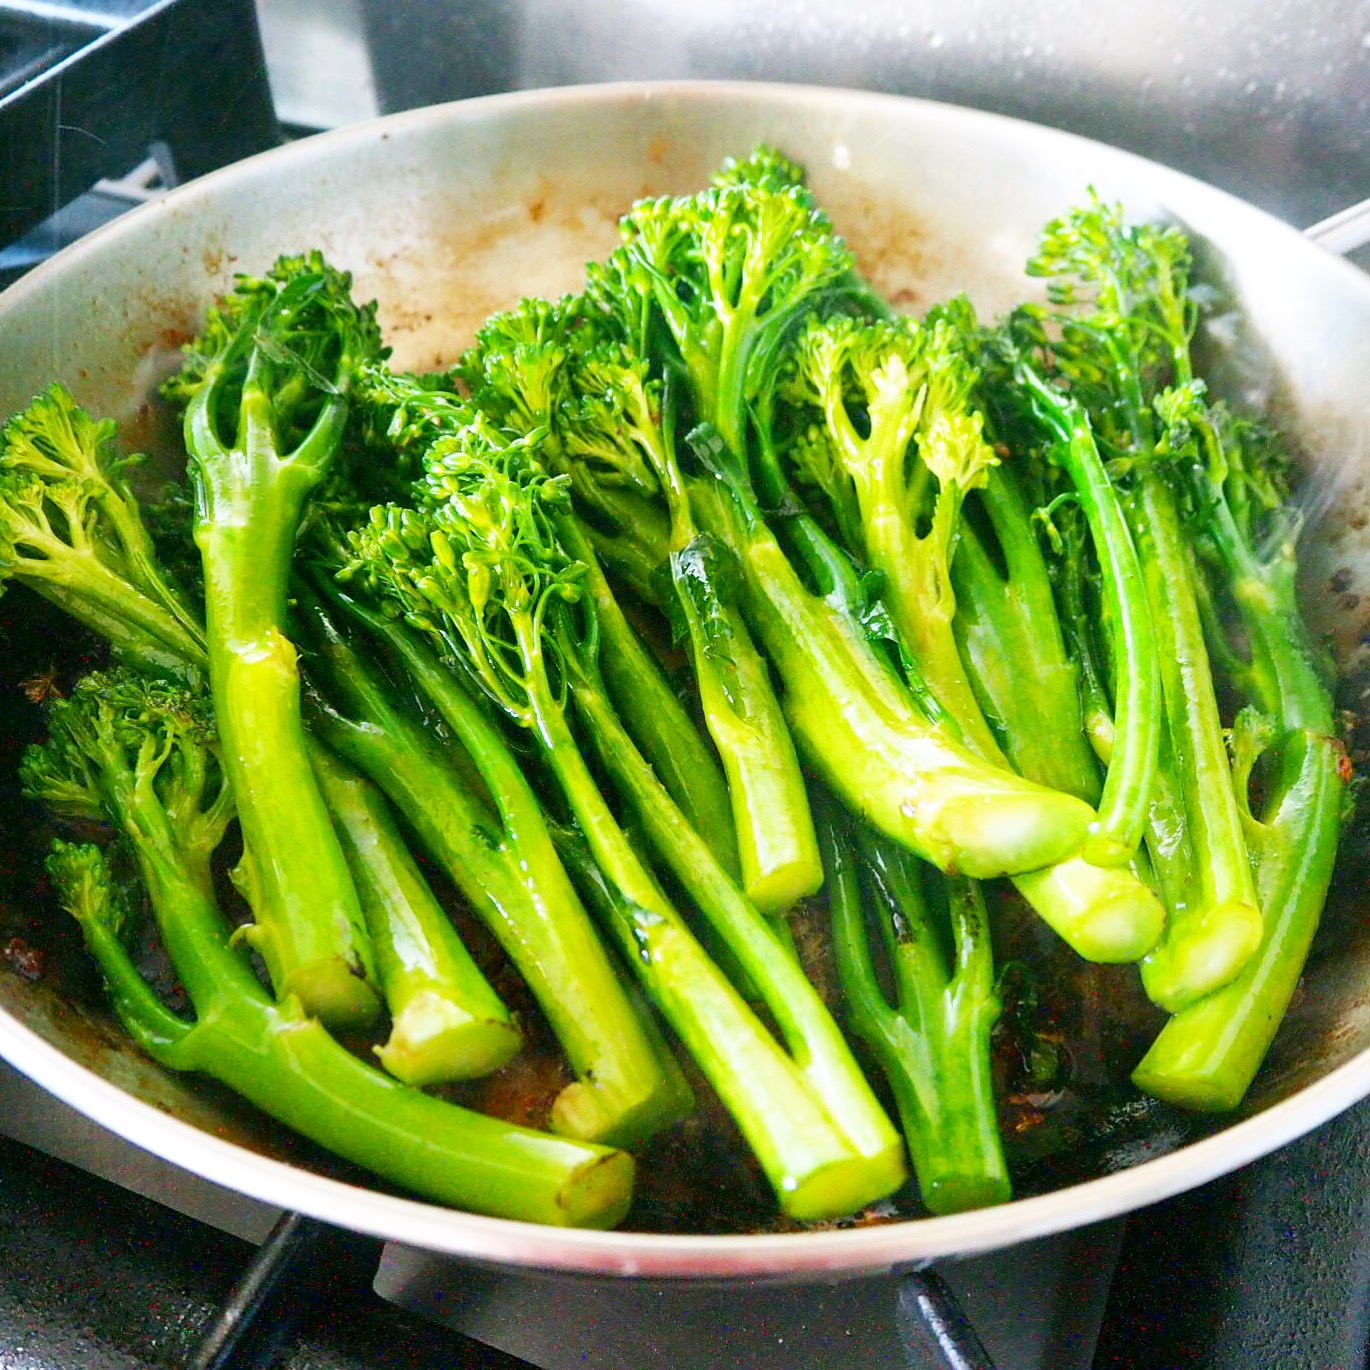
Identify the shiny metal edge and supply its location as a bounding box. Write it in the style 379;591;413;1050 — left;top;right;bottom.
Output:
5;1000;1370;1276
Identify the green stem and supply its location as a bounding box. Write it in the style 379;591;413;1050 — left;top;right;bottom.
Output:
22;578;206;684
187;351;378;1030
67;890;196;1060
570;669;904;1184
854;453;997;762
820;803;1008;1214
668;534;822;913
1133;493;1344;1111
555;515;740;881
858;456;1161;961
520;623;902;1219
1129;472;1262;1011
567;361;818;909
307;743;523;1086
1020;369;1159;866
342;603;693;1150
14;555;208;680
199;516;377;1028
951;470;1099;802
64;840;632;1227
1132;728;1342;1110
194;997;635;1227
695;481;1095;878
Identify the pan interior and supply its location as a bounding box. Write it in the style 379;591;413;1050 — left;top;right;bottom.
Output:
2;83;1370;1269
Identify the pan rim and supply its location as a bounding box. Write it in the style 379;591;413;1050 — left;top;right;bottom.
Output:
3;76;1368;1277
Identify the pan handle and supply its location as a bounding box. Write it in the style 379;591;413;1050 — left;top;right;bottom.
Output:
896;1266;999;1370
1304;196;1370;255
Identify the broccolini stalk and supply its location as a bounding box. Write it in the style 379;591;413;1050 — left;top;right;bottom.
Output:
1005;344;1161;870
1044;498;1204;927
1049;502;1123;772
295;580;692;1149
25;677;632;1228
577;361;817;913
353;422;906;1220
465;302;814;913
359;353;738;876
563;623;904;1201
952;455;1176;976
784;310;1163;962
305;743;523;1086
0;385;207;681
1132;399;1345;1109
818;798;1009;1214
584;169;880;889
951;481;1096;795
163;253;384;1028
688;426;1095;880
1024;200;1263;1007
1130;480;1265;1009
555;514;742;883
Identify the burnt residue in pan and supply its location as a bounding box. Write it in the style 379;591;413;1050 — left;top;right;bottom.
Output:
0;589;108;1002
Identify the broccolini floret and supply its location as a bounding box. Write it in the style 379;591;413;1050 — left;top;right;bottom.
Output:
0;385;206;680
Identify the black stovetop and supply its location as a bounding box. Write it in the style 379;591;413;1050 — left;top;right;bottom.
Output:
0;1126;537;1369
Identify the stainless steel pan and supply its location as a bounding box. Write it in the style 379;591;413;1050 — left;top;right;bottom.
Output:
3;80;1369;1280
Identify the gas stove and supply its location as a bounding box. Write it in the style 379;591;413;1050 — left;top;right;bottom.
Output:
0;0;277;252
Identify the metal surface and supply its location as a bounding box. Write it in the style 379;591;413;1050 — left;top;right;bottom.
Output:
1;81;1369;1278
256;0;378;129
349;0;1370;232
1306;193;1370;255
375;1223;1121;1370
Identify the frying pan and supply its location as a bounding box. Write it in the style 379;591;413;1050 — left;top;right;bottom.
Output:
1;80;1369;1283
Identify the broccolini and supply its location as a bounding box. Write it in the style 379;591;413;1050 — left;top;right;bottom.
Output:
163;252;386;1029
23;673;633;1227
